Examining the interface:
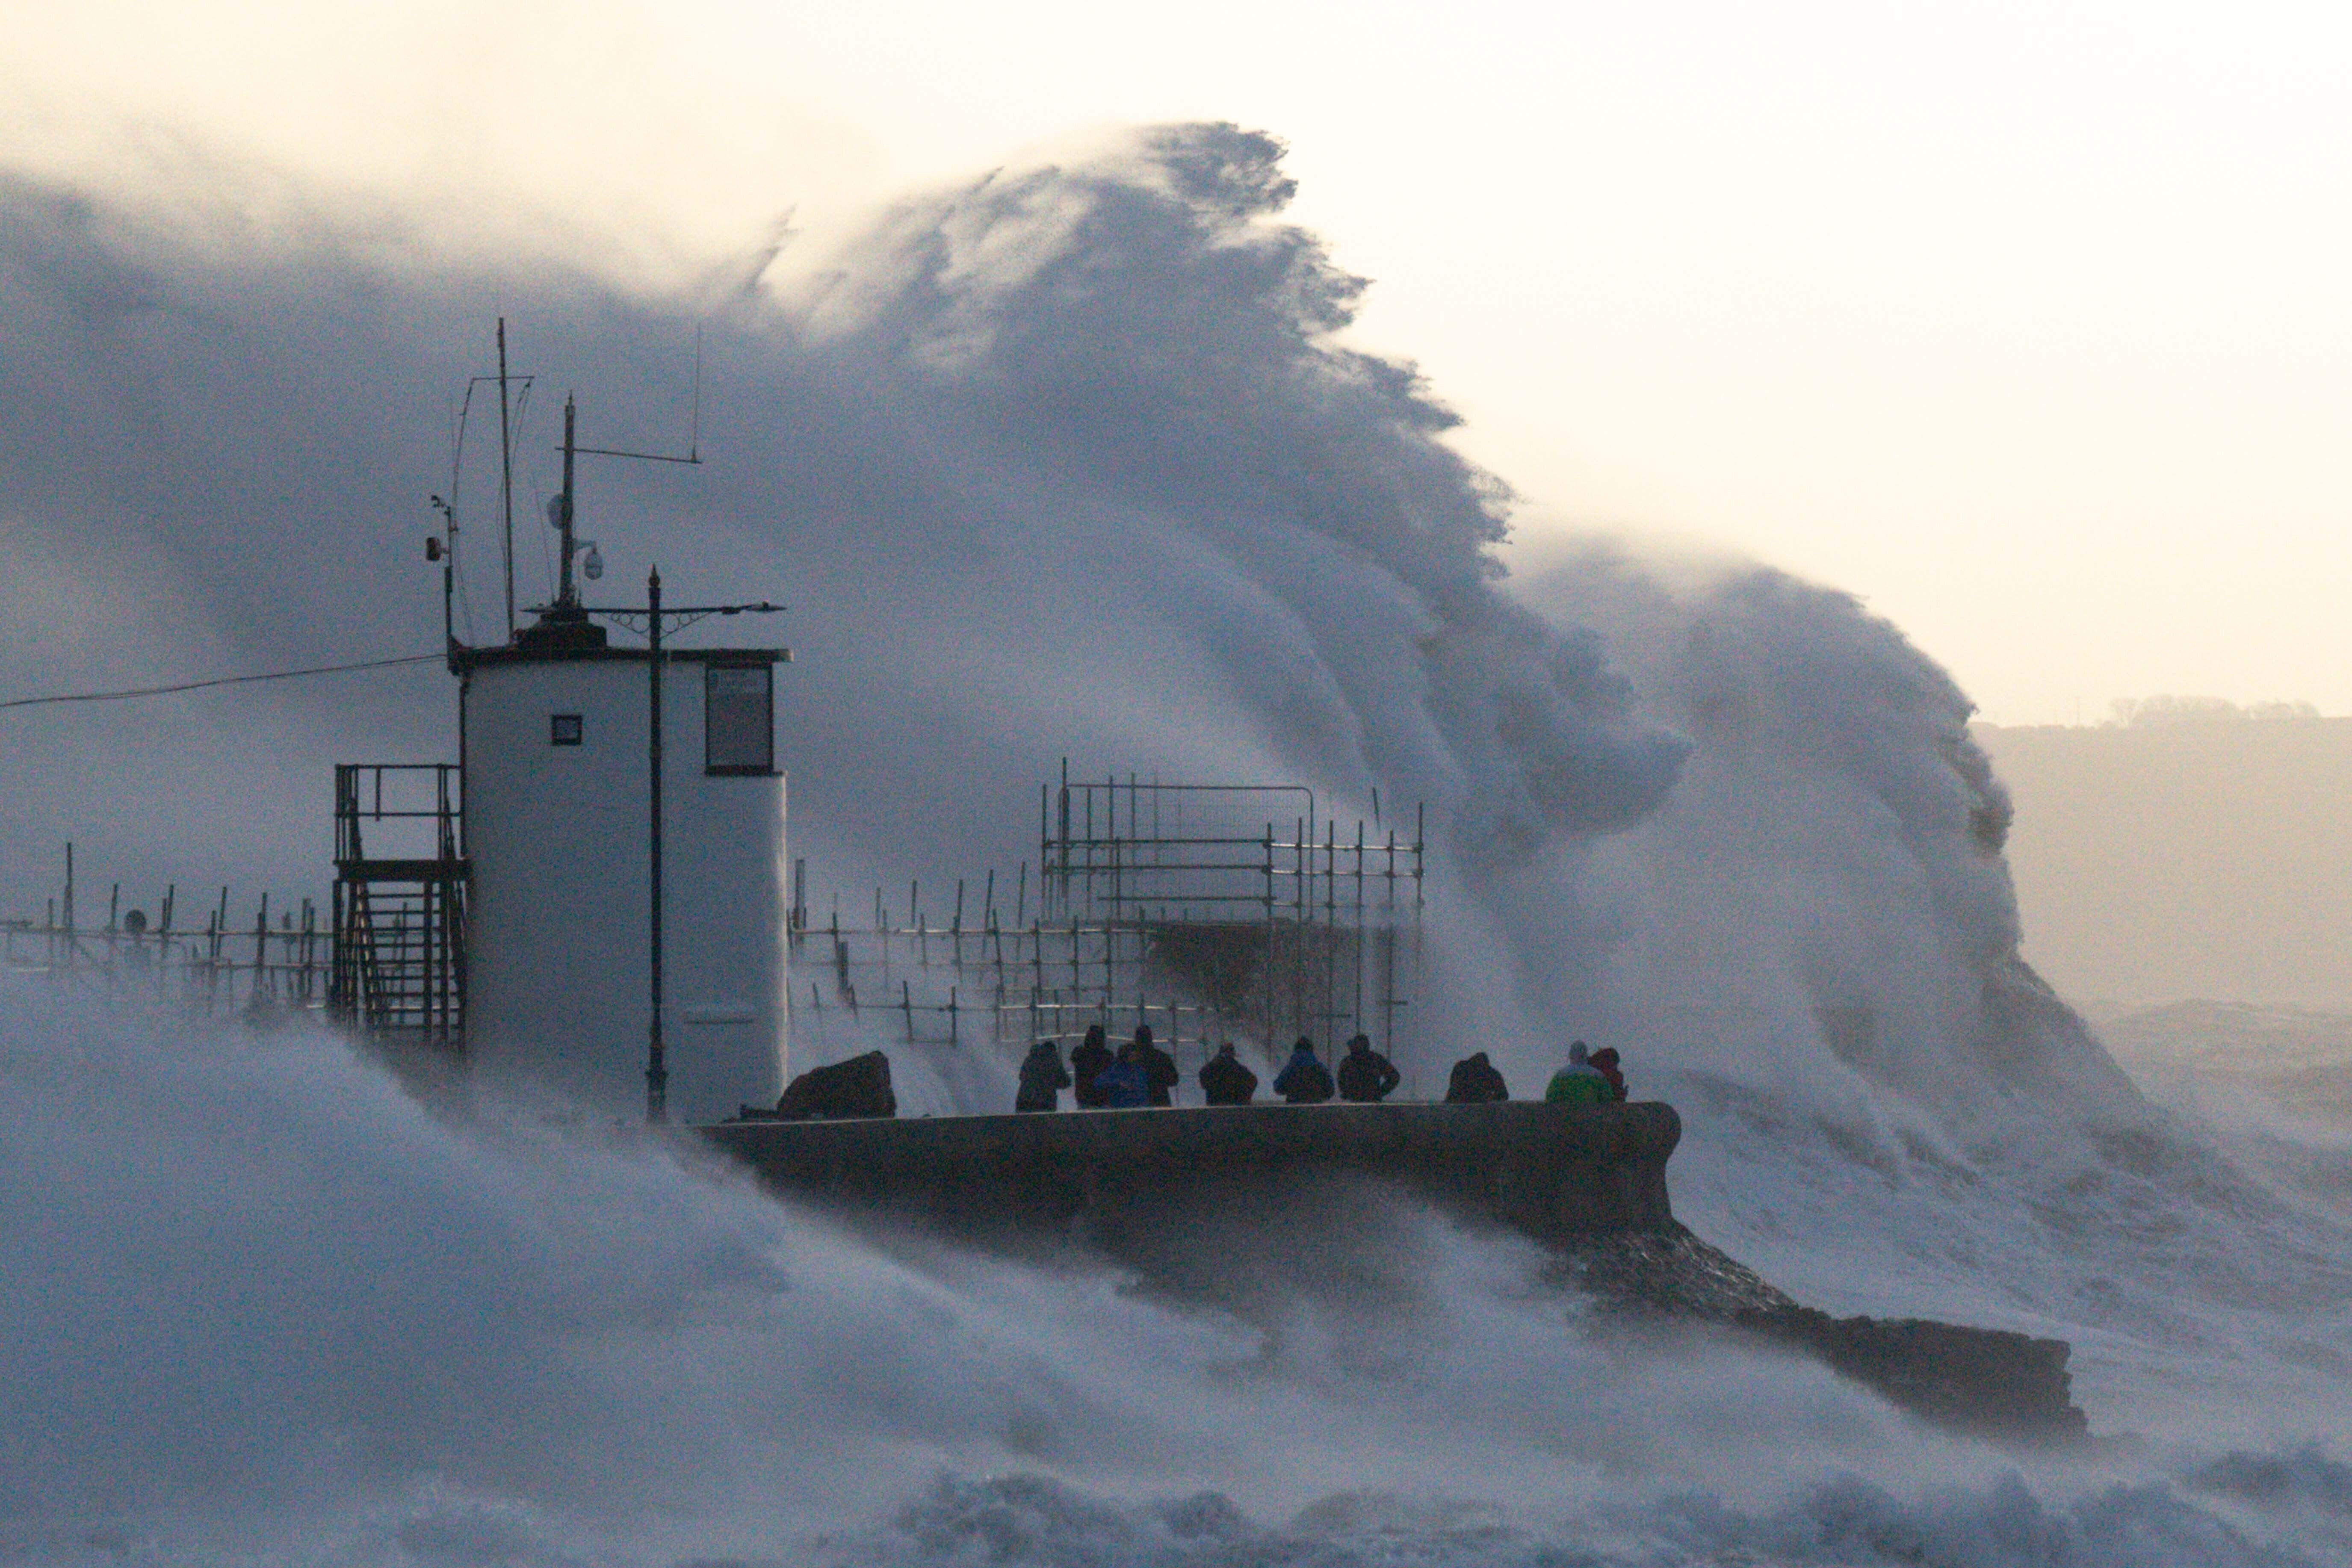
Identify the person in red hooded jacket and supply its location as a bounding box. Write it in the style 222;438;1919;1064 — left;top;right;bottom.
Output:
1589;1045;1628;1102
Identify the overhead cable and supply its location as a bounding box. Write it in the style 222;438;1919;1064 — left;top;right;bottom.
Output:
1;653;443;712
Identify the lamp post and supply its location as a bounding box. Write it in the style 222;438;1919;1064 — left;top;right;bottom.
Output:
574;577;785;1122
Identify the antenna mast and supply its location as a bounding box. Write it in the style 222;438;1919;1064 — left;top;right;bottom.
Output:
557;394;579;607
497;319;517;641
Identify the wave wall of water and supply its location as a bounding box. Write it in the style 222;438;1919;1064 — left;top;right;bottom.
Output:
3;123;2348;1562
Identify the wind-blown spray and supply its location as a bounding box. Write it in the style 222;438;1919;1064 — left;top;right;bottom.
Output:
1;125;2348;1564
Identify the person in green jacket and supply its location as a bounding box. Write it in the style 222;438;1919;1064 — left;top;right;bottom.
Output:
1544;1040;1613;1107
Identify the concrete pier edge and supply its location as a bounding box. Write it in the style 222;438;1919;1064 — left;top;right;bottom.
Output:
701;1099;2086;1442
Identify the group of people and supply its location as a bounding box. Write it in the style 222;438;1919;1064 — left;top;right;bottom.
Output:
1434;1042;1628;1104
1540;1040;1628;1105
1014;1026;1404;1111
1013;1028;1628;1112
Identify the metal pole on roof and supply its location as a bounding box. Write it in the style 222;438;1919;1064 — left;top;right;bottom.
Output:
557;396;579;607
496;319;517;641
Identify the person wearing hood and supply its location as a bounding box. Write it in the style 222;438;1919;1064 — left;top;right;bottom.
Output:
1336;1032;1402;1103
1132;1024;1179;1107
1198;1042;1258;1105
1444;1051;1509;1103
1273;1036;1335;1104
1069;1024;1114;1108
1589;1045;1628;1102
1014;1038;1071;1112
1545;1041;1612;1107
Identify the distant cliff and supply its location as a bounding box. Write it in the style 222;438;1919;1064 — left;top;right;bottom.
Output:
1974;717;2352;1010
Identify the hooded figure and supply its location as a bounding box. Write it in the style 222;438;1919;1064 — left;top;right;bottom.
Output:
1444;1051;1509;1104
1198;1042;1259;1106
1070;1025;1114;1108
1132;1024;1179;1107
1336;1032;1402;1103
1015;1038;1071;1112
1589;1045;1627;1102
1272;1036;1335;1104
1545;1040;1613;1107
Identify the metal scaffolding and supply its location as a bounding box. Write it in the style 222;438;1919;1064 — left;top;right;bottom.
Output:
786;765;1424;1083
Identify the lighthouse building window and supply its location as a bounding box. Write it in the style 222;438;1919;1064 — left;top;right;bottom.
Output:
705;663;774;776
549;713;583;746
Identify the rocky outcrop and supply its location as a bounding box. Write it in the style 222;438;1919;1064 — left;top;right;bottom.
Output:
1550;1224;2086;1443
1758;1308;2084;1442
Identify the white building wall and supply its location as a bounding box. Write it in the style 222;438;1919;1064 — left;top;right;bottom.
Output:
462;654;788;1122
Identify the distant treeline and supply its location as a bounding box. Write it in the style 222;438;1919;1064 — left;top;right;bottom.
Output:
2104;696;2321;727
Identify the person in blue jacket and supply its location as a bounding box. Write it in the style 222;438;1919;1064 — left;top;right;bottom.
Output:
1273;1036;1335;1104
1095;1040;1151;1108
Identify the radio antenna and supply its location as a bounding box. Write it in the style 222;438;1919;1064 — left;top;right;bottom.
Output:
497;319;518;641
690;323;703;464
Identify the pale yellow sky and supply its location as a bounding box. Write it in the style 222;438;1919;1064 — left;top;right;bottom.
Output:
7;0;2348;723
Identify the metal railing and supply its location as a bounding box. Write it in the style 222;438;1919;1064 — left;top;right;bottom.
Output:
2;845;328;1014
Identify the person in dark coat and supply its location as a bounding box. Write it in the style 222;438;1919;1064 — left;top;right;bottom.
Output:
1070;1025;1114;1108
1198;1042;1259;1106
1444;1051;1509;1103
1014;1038;1071;1112
1336;1032;1402;1103
1096;1042;1150;1108
1133;1025;1179;1107
1272;1036;1335;1104
1589;1045;1627;1102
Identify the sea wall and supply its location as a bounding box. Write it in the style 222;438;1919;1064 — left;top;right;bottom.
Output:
704;1099;1680;1239
700;1099;2089;1443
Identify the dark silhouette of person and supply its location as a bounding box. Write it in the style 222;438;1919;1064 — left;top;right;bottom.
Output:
1198;1042;1259;1105
1336;1032;1402;1103
1097;1041;1151;1108
1444;1051;1509;1103
1273;1036;1335;1104
1014;1038;1071;1112
1589;1045;1628;1102
1132;1024;1179;1107
1070;1024;1113;1108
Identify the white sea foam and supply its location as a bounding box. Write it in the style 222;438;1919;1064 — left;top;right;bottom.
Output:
2;125;2349;1563
1;982;2347;1566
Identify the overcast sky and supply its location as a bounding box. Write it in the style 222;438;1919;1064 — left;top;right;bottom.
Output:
6;0;2347;724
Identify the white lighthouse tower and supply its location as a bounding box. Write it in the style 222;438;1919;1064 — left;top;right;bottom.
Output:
452;394;789;1122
